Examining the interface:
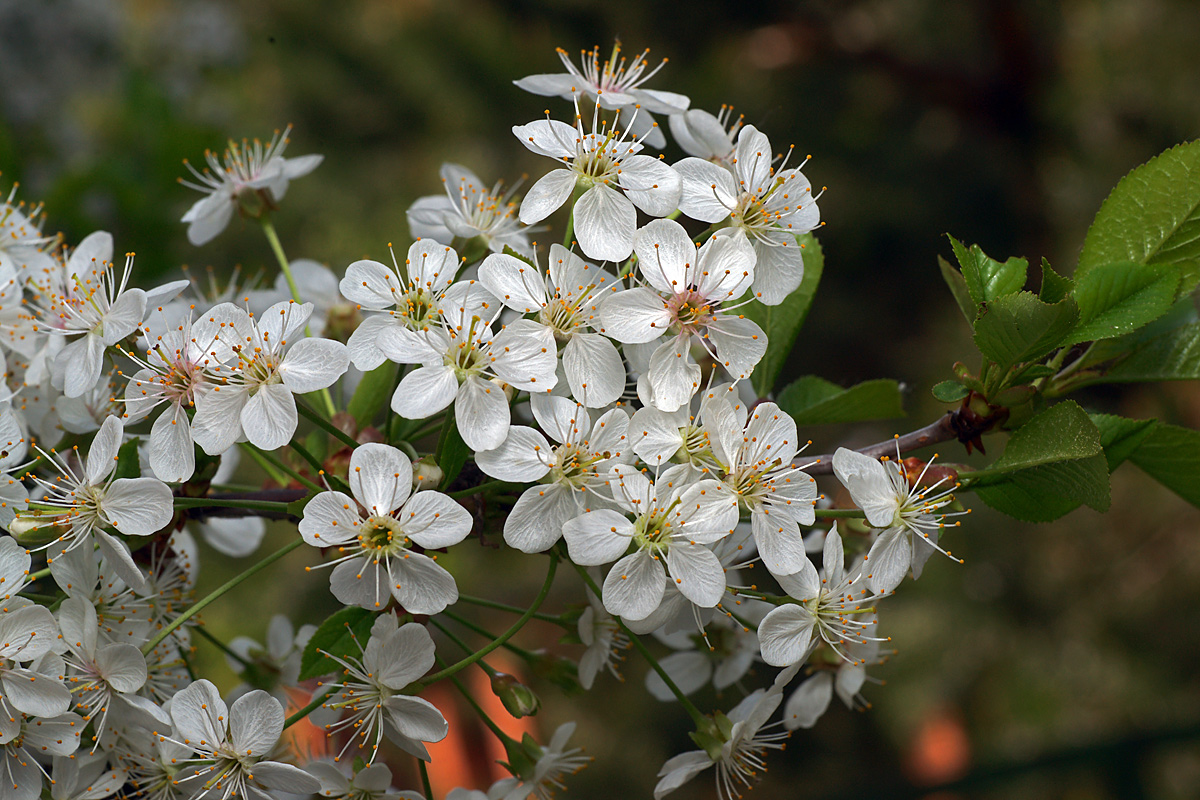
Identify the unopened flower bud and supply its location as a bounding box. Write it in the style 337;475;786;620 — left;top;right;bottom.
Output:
412;457;443;492
491;672;541;718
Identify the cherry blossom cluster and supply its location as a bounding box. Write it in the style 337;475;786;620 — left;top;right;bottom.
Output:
0;42;968;800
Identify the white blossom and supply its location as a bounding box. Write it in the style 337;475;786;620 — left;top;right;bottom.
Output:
668;106;744;167
488;722;592;800
407;163;531;257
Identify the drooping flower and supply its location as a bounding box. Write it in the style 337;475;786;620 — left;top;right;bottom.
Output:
513;100;681;262
475;394;631;553
478;244;624;407
599;220;763;412
299;443;472;614
782;626;892;730
832;447;962;594
757;525;885;667
514;43;690;148
562;465;738;622
315;615;448;762
488;721;592;800
190;300;350;454
407;163;532;257
179;126;323;246
165;679;321;799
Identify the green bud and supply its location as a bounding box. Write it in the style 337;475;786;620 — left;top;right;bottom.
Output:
491;672;541;718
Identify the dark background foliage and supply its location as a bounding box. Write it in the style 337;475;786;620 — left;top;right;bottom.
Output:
4;1;1200;797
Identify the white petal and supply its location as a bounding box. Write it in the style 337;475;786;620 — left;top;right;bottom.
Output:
298;491;361;547
512;119;579;159
629;407;684;465
645;652;711;701
399;491;472;549
563;333;625;407
647;337;701;413
735;125;773;191
406;239;460;291
503;484;579;553
832;448;900;528
392;366;458;419
563;509;633;565
619;155;682;217
513;73;578;97
633;218;696;294
674;157;738;223
474;426;552;483
104;478;173;535
602;550;665;621
171;679;228;749
1;667;71;718
454;376;510;451
866;527;911;594
85;415;123;485
183;192;235;245
280;338;349;393
191;384;248;456
347;314;400;370
241;384;298;450
148;403;194;483
597;288;671;345
665;544;725;608
774;555;821;601
330;558;390;610
94;643;147;693
349;443;413;516
340;259;404;309
574;184;636;262
230;690;284;756
750;511;807;576
752;238;805;306
478;254;548;313
519;169;577;225
200;517;266;558
783;673;834;729
388;551;459;615
383;695;449;744
758;605;816;667
372;622;436;689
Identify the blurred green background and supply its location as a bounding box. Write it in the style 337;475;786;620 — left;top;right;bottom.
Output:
5;1;1200;797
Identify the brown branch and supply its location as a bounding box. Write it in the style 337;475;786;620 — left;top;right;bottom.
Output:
801;413;960;475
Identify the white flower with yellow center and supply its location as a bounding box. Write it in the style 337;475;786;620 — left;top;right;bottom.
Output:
299;443;472;614
190;300;350;454
475;394;631;553
479;244;623;407
675;124;821;304
600;219;763;412
513;100;681;262
407;163;531;257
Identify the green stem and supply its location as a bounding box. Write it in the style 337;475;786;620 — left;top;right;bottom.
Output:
297;401;359;450
429;618;498;676
444;666;515;745
813;508;867;519
141;538;305;655
436;411;456;490
446;480;522;500
414;554;558;689
456;594;568;626
173;497;293;513
259;215;337;417
240;442;321;493
418;760;434;800
388;365;409;443
571;562;708;727
440;611;540;662
283;689;329;730
193;624;254;668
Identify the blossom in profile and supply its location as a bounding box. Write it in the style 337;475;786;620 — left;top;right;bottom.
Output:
179;125;323;245
669;105;744;167
515;43;690;148
407;163;531;257
513;100;681;262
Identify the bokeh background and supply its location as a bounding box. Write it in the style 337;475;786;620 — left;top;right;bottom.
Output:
4;1;1200;797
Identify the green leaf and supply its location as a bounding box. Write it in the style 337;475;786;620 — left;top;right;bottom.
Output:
777;376;905;425
948;235;1028;308
1103;321;1200;382
1068;261;1180;343
938;255;976;324
1129;423;1200;508
114;438;142;481
1088;413;1159;471
743;234;824;397
1039;258;1073;304
439;422;470;490
1078;139;1200;293
299;607;377;681
932;380;969;403
348;362;397;428
970;401;1110;521
972;291;1079;371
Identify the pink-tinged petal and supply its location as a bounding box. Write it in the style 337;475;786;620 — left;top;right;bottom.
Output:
602;550;665;621
563;332;625;407
502;484;579;553
241;383;298;451
597;288;671;345
574;184;636;262
350;443;413;516
392;365;458;419
399;491;472;549
758;604;816;667
388;551;458;615
280;338;349;393
563;509;633;565
475;426;552;483
519;168;577;225
104;478;173;535
454;377;510;451
298;491;361;547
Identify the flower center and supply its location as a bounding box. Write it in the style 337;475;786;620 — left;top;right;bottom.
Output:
359;515;409;555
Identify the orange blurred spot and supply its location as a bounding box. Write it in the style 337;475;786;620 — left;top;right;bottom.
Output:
905;707;970;785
